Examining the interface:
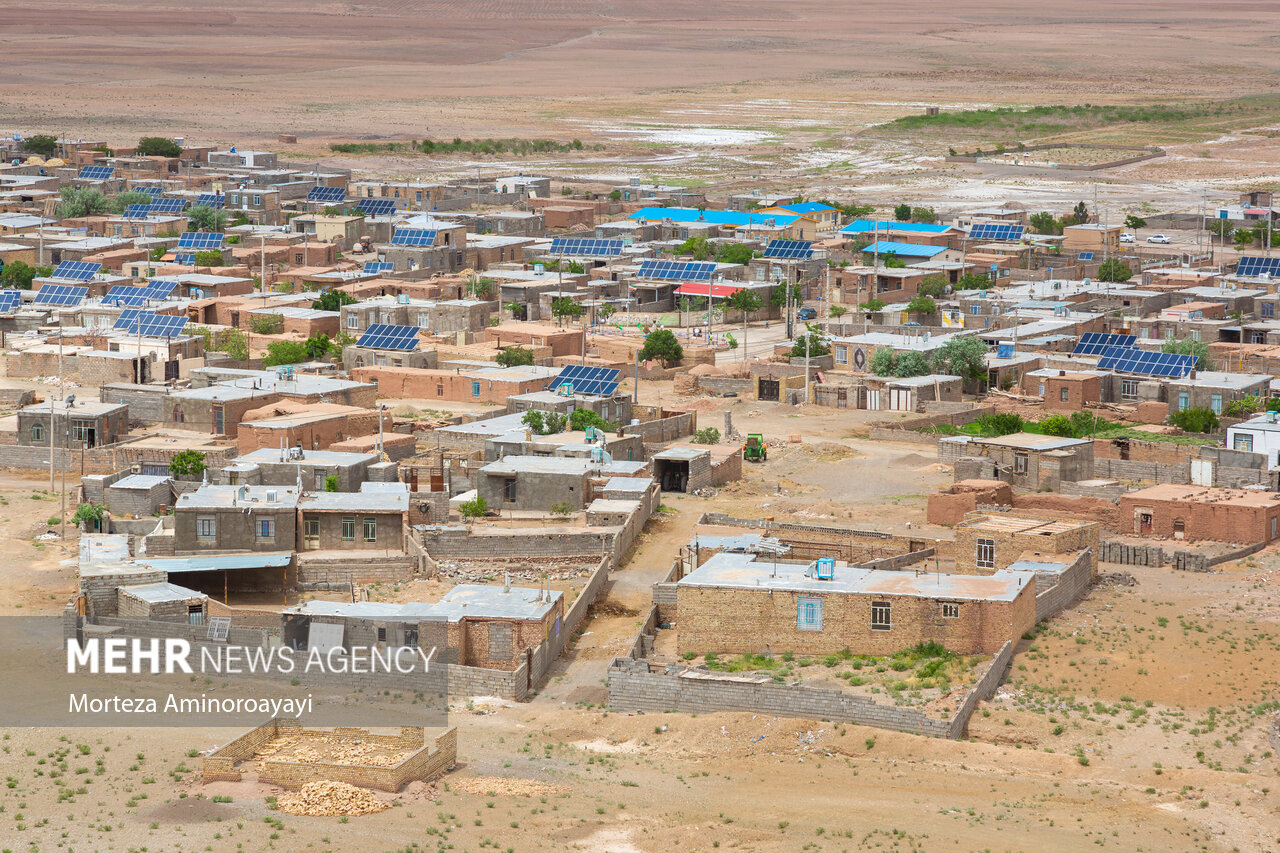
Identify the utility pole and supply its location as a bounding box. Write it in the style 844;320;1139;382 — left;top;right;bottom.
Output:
804;333;811;405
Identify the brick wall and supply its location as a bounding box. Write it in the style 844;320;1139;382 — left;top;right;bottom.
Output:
1034;549;1093;622
698;513;937;563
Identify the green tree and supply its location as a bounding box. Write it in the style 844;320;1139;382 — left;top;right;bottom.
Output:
551;296;583;326
1207;219;1233;238
862;298;886;312
304;333;332;360
638;328;684;366
72;502;106;526
1073;201;1089;223
1123;214;1146;233
907;295;937;315
692;427;721;444
55;186;110;219
466;276;494;299
1029;211;1061;236
1224;397;1261;418
598;304;617;322
676;235;713;260
496;346;535;367
608;190;622;201
789;331;830;358
1038;414;1077;437
1161;337;1215;370
22;134;57;157
1234;228;1256;247
725;288;762;316
249;314;284;335
893;203;912;221
0;260;37;290
829;305;847;318
910;207;938;224
262;340;309;366
459;495;488;519
955;273;991;291
312;290;356;312
1096;258;1133;282
882;251;906;269
136;137;183;157
715;243;755;265
109;190;155;215
324;475;339;492
193;249;224;267
894;350;932;377
569;408;616;432
769;281;802;309
972;413;1024;437
918;274;949;298
869;346;896;376
932;335;989;383
187;204;228;233
168;450;207;479
1170;407;1219;434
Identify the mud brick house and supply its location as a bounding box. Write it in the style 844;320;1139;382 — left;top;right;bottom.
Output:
298;483;409;552
117;582;207;624
477;455;594;511
674;552;1036;657
226;448;382;493
1164;371;1269;418
950;432;1094;492
651;445;741;493
952;513;1099;579
1118;484;1280;544
18;399;128;449
173;485;301;555
1023;369;1104;410
237;401;390;455
104;474;172;517
164;385;283;437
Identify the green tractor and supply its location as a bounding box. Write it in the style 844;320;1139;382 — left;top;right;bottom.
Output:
743;433;767;462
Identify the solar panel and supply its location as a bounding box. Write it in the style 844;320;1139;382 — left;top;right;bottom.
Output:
356;323;420;351
150;197;187;214
548;365;621;397
78;165;114;180
549;237;625;257
177;231;224;249
1077;252;1095;261
34;284;88;306
1073;332;1137;356
358;198;397;217
133;186;162;197
308;186;346;203
123;204;152;220
969;223;1025;241
51;260;100;281
112;308;142;330
135;313;188;338
391;228;436;247
362;261;395;275
195;193;225;209
0;290;21;313
143;279;178;300
637;259;716;281
174;254;195;266
1235;256;1280;278
1097;346;1197;378
762;240;813;260
103;285;149;307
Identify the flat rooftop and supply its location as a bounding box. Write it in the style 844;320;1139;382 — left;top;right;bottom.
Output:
1124;484;1280;508
294;582;560;623
955;514;1095;535
970;432;1091;451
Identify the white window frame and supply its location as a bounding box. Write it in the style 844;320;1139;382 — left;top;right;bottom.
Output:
196;517;217;540
797;597;823;631
976;538;996;570
871;601;892;631
942;603;959;619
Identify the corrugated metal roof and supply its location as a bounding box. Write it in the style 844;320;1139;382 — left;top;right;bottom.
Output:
861;241;947;257
145;553;294;573
840;219;951;235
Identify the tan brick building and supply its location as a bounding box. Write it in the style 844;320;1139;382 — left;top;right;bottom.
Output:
952;514;1099;580
1118;484;1280;544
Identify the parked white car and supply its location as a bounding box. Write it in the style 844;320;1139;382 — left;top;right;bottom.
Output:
1146;234;1171;244
1120;233;1135;243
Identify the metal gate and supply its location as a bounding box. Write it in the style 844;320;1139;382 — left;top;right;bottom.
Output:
1190;459;1213;486
758;378;780;401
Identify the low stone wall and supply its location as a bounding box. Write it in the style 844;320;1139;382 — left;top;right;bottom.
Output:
868;427;940;447
295;555;418;585
1034;549;1093;622
621;412;696;444
858;548;935;572
698;512;940;561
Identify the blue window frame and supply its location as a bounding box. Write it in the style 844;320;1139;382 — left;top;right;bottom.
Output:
797;597;823;631
472;381;481;397
258;518;274;539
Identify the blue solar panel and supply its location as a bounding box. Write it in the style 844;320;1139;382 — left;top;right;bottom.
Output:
637;260;715;281
133;187;162;197
356;323;420;351
0;290;21;313
362;262;395;275
391;228;436;247
762;240;813;260
144;279;178;300
195;193;225;209
1077;252;1095;262
549;365;621;397
174;254;195;266
34;284;88;306
358;198;397;217
103;285;149;307
1098;346;1197;378
308;186;346;203
123;204;152;220
113;308;142;330
51;261;100;281
150;197;186;214
1236;256;1280;278
969;223;1025;241
1073;333;1137;356
177;232;224;249
549;238;624;257
78;165;114;180
116;311;187;337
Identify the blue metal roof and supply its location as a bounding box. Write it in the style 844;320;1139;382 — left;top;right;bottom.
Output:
145;553;293;574
777;202;835;214
627;207;800;227
861;241;947;257
841;219;951;235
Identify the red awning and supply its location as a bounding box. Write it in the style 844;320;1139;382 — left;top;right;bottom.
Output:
674;282;743;298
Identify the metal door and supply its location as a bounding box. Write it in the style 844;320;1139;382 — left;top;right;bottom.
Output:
758;378;780;401
1191;459;1213;486
303;518;320;550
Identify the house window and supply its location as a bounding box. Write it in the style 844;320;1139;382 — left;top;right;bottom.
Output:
472;381;481;397
196;517;217;540
1121;379;1138;399
347;314;358;330
834;346;848;365
1234;433;1254;452
871;601;892;631
1060;388;1070;403
970;305;980;315
377;627;387;642
1038;381;1046;396
253;195;262;206
1263;303;1275;319
436;383;444;396
341;517;356;541
1210;394;1223;414
1178;391;1190;411
797;597;823;631
976;538;996;570
257;518;275;539
942;603;959;619
1013;452;1028;475
31;424;43;443
503;478;517;502
363;518;377;541
294;253;303;265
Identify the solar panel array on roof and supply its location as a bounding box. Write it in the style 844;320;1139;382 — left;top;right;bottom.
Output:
177;232;224;249
1098;346;1197;377
358;198;396;217
195;193;225;209
144;279;177;300
549;237;624;257
78;165;114;180
762;240;813;259
135;313;188;338
356;323;420;351
1073;332;1137;355
362;261;395;275
174;254;195;266
133;187;162;197
51;260;100;281
1236;256;1280;278
123;204;152;220
0;290;21;314
637;259;715;281
1077;251;1095;261
391;228;436;247
103;285;149;307
150;197;186;214
549;365;621;397
969;223;1025;241
308;186;346;203
113;308;142;330
34;285;88;306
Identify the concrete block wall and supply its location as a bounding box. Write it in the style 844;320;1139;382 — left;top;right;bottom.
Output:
1034;549;1093;622
621;412;695;445
1098;541;1165;567
946;641;1013;738
1092;457;1189;484
295;556;417;585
